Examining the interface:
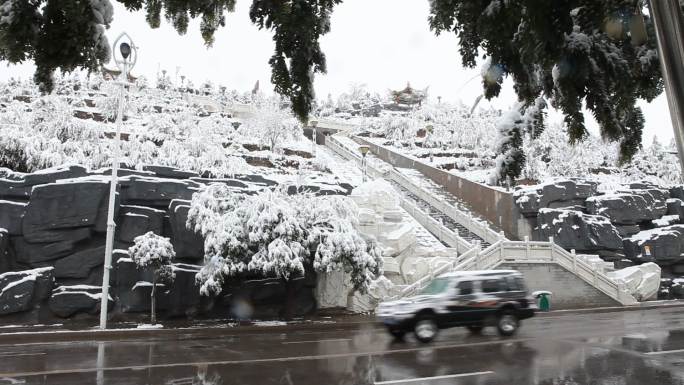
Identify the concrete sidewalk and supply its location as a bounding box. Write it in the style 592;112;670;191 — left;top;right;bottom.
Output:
1;300;683;345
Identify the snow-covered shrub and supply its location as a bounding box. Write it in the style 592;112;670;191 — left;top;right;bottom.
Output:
128;231;176;323
192;187;383;299
245;102;301;154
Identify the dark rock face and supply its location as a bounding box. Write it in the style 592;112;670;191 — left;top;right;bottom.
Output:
54;246;106;279
13;237;78;265
0;230;9;272
117;206;165;243
623;225;684;265
168;200;203;260
22;180;108;241
48;285;111;318
163;264;202;317
537;208;623;253
94;192;119;233
0;179;32;200
0;200;26;235
142;165;199;180
222;277;316;318
0;267;54;315
586;191;667;225
667;198;684;219
119;176;201;207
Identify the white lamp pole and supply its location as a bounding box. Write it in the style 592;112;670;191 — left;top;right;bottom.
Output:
310;120;318;157
99;33;137;330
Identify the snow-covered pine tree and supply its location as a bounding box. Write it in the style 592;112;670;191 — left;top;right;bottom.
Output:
128;231;176;324
429;0;664;180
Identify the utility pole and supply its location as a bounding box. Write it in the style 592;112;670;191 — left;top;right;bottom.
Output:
100;33;137;330
649;0;684;177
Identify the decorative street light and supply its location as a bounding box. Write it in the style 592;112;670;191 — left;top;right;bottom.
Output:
231;121;241;130
99;33;137;330
359;145;370;182
310;120;318;157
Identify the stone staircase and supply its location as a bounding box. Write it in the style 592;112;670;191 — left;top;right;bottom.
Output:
389;179;491;248
323;132;642;309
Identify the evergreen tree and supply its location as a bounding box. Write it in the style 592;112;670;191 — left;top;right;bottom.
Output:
0;0;338;123
428;0;663;181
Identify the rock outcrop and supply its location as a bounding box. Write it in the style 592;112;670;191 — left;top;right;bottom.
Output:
537;208;623;255
0;267;54;315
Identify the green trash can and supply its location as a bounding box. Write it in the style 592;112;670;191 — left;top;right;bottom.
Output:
533;291;552;312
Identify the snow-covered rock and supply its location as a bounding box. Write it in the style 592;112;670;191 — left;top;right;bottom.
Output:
607;262;661;301
623;225;684;264
0;267;54;315
48;285;112;318
117;205;165;243
586;190;667;225
514;179;597;217
537;208;623;254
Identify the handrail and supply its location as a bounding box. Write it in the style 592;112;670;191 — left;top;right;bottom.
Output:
389;169;504;244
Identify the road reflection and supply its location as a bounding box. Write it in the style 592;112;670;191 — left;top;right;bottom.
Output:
12;329;684;384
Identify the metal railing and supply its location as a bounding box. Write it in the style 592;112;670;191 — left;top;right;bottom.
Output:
390;169;505;245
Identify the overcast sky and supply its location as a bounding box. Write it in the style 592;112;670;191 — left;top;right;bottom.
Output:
0;0;674;145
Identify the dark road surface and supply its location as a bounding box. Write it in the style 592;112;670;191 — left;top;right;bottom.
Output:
3;309;684;384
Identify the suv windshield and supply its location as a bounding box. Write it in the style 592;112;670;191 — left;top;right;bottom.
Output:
420;278;450;295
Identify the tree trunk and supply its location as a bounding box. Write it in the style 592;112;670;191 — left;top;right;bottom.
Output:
151;274;157;325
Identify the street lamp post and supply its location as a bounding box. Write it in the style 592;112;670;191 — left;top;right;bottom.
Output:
99;33;137;330
359;145;370;182
310;120;318;157
649;0;684;179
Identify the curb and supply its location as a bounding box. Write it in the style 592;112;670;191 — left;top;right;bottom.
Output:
536;300;684;317
2;301;683;344
0;318;376;345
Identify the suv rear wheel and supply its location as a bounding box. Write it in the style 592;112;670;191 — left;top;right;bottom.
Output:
414;316;438;343
496;310;519;337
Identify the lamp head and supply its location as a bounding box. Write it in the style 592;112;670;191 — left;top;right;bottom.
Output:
310;120;318;128
120;42;131;60
359;145;370;156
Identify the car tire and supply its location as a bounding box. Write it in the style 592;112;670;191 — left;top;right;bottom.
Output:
388;328;406;340
414;316;438;343
496;310;519;337
466;325;484;334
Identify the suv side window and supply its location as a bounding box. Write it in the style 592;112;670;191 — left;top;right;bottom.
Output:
515;277;527;292
505;276;520;291
456;281;474;295
481;279;501;293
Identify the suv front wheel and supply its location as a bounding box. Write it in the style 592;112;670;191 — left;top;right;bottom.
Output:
414;316;438;343
496;310;519;337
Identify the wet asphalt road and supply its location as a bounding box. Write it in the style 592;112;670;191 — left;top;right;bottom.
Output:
3;309;684;384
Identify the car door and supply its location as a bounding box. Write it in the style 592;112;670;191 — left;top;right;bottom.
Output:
444;280;478;326
468;279;504;322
